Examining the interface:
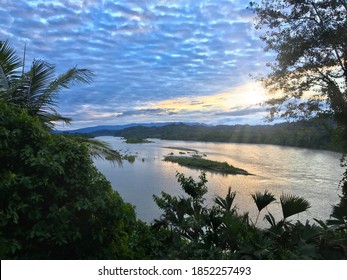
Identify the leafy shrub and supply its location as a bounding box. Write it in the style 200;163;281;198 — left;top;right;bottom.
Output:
0;101;137;259
152;171;347;259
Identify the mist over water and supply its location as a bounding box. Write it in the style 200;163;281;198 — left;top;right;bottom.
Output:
93;137;343;228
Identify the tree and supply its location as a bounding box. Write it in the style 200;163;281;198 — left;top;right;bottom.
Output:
0;101;137;259
250;0;347;213
250;0;347;123
0;40;93;128
0;40;121;164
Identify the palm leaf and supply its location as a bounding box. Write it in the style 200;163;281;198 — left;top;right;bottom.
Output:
20;61;94;128
0;40;22;83
47;66;94;93
38;111;72;129
1;42;94;129
264;212;277;227
21;60;56;112
251;190;276;212
326;201;347;229
215;187;236;212
280;193;311;220
0;64;9;91
251;190;276;225
73;137;122;166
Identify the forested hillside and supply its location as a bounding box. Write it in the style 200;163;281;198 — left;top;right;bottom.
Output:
107;119;342;151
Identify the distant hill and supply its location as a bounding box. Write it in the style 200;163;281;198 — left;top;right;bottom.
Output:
109;120;342;152
56;119;342;152
57;122;205;134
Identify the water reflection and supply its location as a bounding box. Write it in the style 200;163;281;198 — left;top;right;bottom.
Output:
93;136;343;228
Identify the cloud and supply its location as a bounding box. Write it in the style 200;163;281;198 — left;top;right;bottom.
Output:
116;108;177;117
0;0;273;129
214;106;266;117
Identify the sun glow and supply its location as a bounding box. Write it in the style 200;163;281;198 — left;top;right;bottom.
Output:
144;82;267;114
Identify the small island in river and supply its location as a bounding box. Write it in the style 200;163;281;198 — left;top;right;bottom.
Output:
124;137;153;144
164;156;252;175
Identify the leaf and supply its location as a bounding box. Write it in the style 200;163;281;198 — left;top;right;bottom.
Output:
0;40;22;84
280;193;311;220
264;212;276;227
251;190;276;212
74;137;122;166
215;187;236;212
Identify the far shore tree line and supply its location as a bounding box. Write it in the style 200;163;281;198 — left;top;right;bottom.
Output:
79;119;342;152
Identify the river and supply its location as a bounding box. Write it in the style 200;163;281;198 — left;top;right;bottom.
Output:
93;136;344;227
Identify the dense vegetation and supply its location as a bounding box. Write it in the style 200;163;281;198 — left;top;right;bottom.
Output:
0;102;137;259
109;120;341;151
152;172;347;259
251;0;347;230
123;137;153;144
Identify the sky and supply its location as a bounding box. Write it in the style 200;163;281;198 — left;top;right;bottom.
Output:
0;0;274;130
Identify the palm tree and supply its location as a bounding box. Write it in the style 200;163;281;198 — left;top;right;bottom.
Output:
251;190;276;225
0;40;121;164
263;193;311;229
215;187;236;213
0;40;93;128
280;193;311;221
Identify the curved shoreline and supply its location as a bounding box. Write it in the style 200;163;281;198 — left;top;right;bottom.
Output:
163;146;199;153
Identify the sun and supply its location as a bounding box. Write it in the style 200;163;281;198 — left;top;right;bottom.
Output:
225;82;267;108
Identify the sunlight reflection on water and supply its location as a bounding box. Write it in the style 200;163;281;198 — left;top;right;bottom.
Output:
93;136;343;228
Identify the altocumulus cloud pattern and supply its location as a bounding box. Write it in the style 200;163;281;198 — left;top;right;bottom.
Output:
0;0;271;129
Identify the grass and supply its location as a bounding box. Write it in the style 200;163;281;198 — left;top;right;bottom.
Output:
164;156;251;175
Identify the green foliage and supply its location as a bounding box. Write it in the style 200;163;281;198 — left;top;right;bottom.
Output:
0;41;94;129
250;0;347;209
280;193;311;221
164;156;250;175
0;40;121;164
176;172;208;202
124;137;152;144
327;197;347;230
250;1;347;124
0;101;137;259
73;137;122;165
122;154;136;163
152;172;347;259
252;190;276;213
251;190;276;225
215;187;236;213
109;121;341;152
0;40;21;90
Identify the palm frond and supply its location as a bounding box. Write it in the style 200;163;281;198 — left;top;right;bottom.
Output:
280;193;311;220
0;40;22;82
22;59;56;113
215;187;236;212
251;190;276;225
326;200;347;230
251;190;276;212
38;111;72;129
1;41;94;131
73;137;122;166
264;212;277;227
0;64;9;91
47;66;94;93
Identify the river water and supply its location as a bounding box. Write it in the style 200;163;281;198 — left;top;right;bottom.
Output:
93;136;344;227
